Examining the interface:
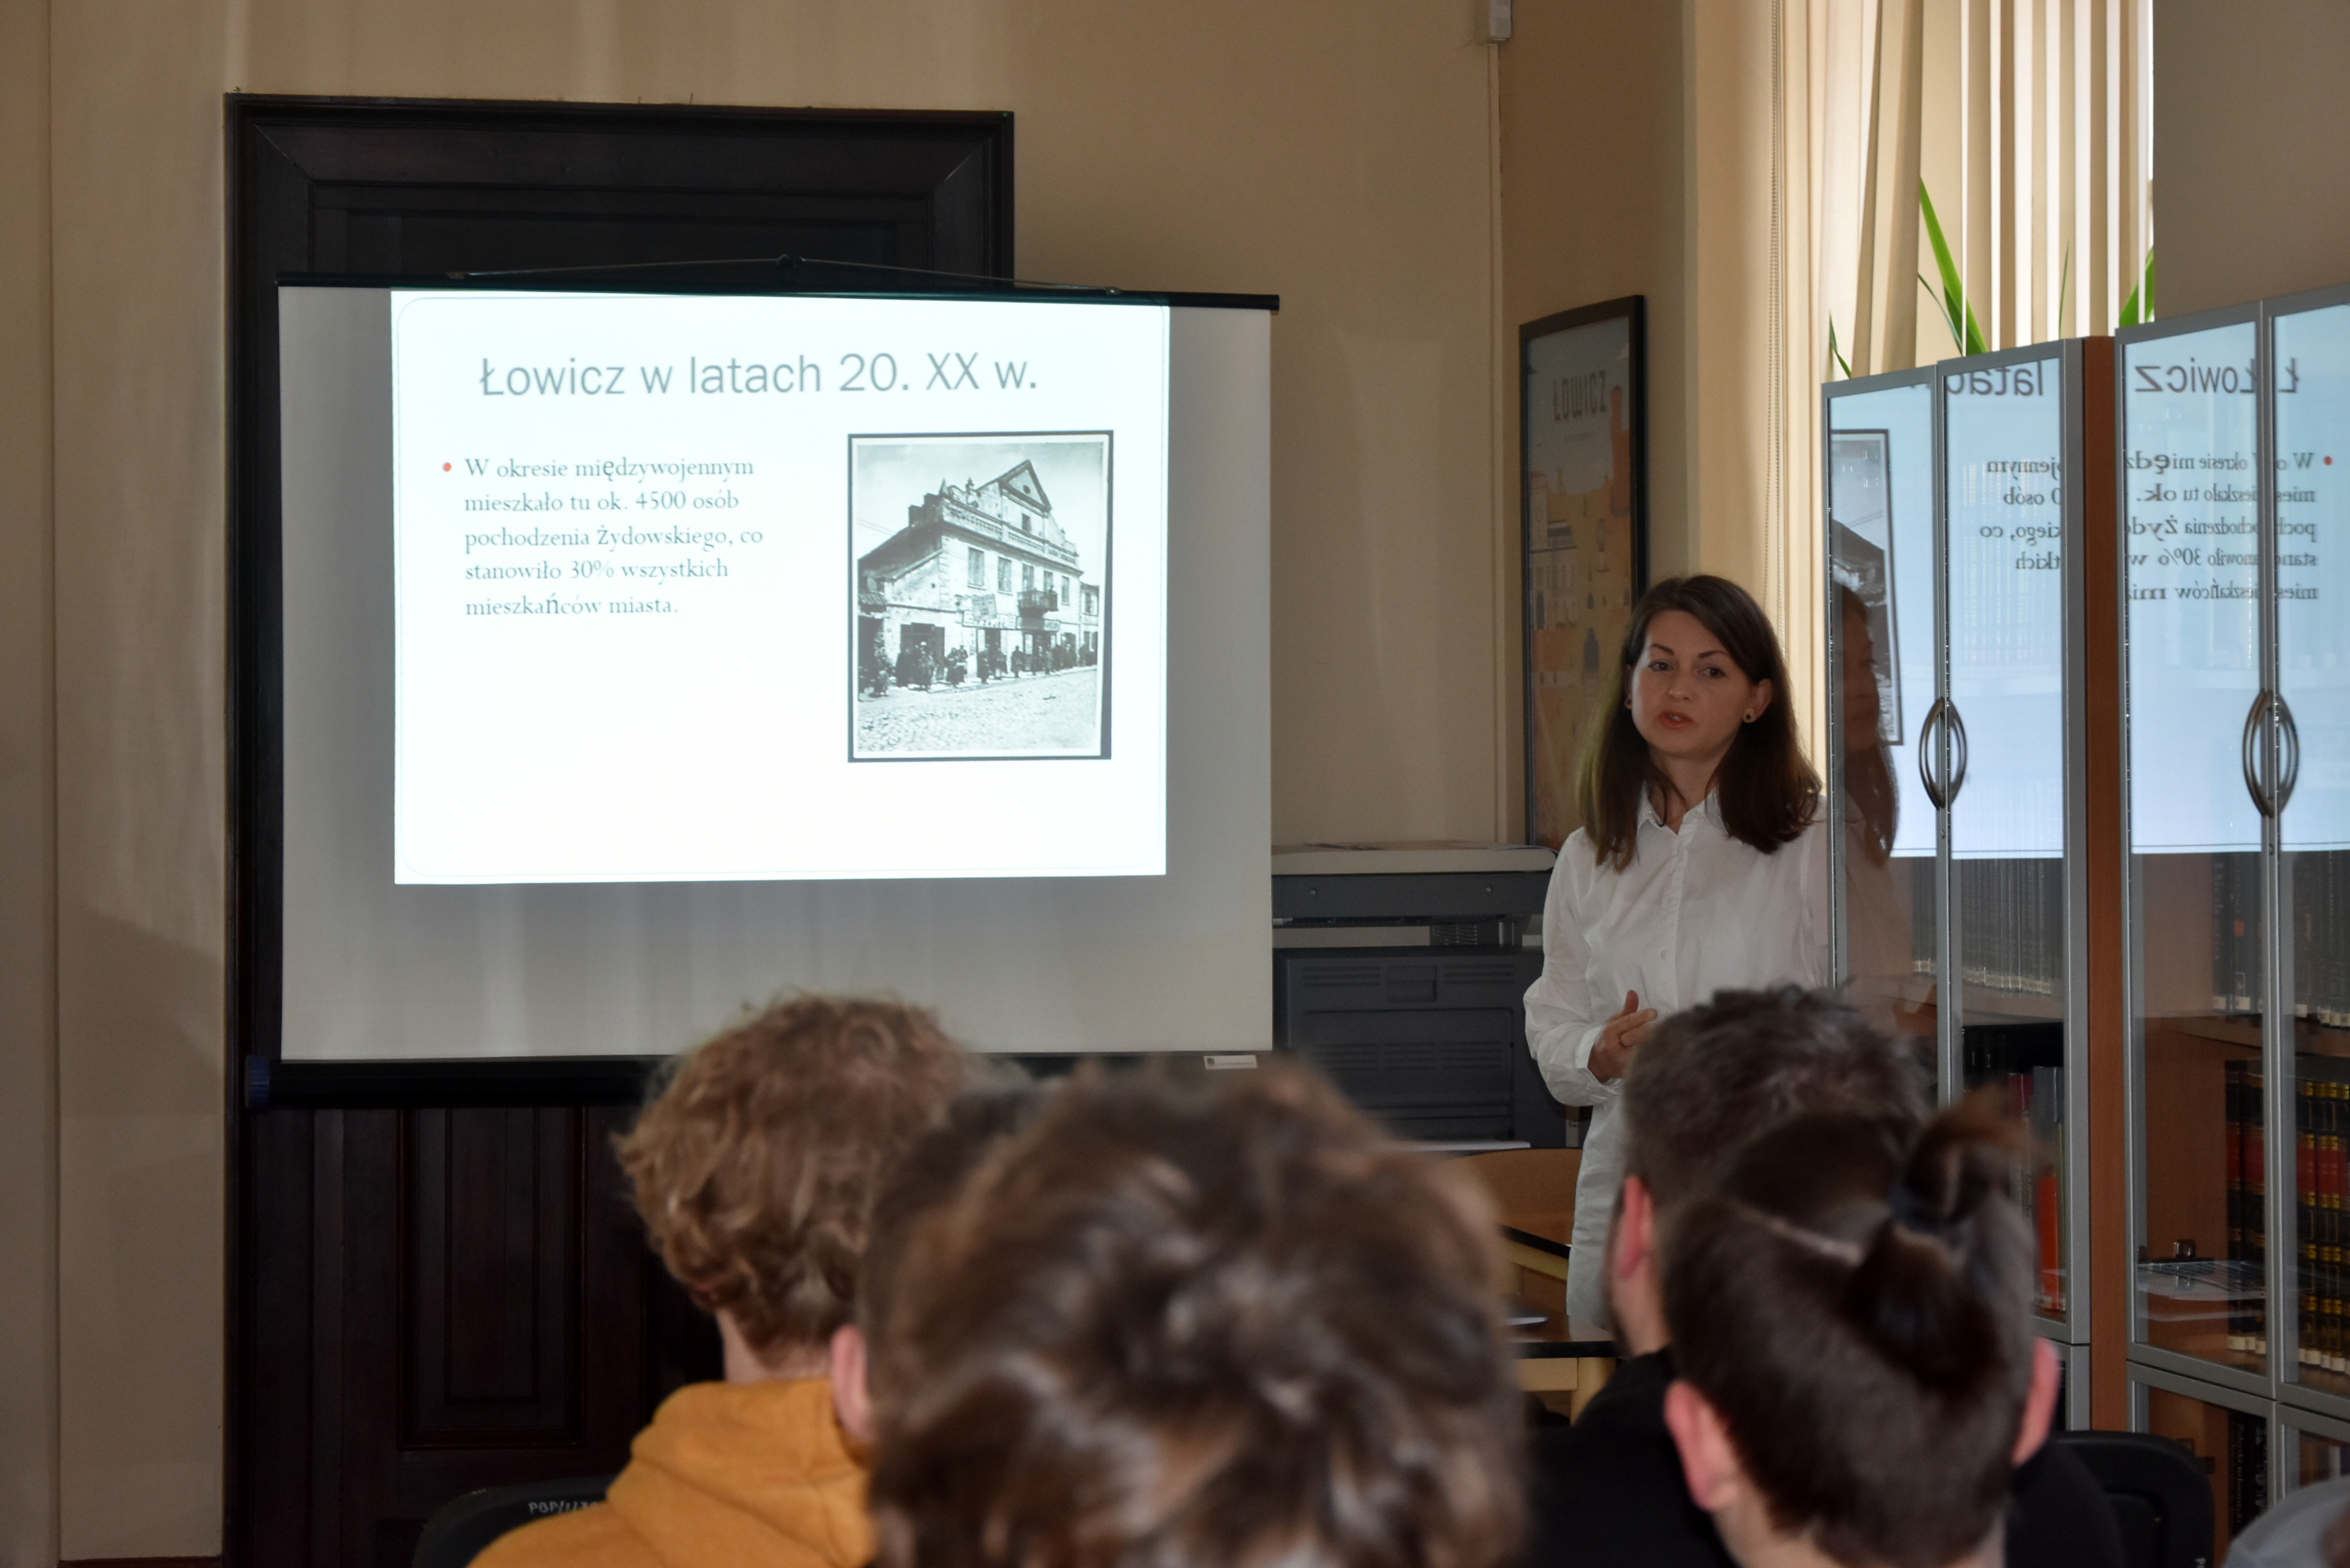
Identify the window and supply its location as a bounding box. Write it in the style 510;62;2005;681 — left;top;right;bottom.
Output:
967;547;985;587
1061;574;1071;600
998;557;1013;592
1082;585;1100;617
1022;563;1035;590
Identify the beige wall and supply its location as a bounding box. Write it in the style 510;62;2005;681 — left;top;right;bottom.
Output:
2155;0;2350;316
13;0;1514;1553
1497;0;1801;837
0;0;58;1559
1496;1;1687;838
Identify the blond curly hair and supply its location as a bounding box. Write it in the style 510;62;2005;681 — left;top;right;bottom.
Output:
617;995;964;1357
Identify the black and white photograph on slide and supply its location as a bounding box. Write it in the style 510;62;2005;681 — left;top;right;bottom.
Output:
851;432;1112;760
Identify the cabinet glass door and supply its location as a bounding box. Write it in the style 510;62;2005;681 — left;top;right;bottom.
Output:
2137;1376;2273;1555
1944;350;2075;1321
2273;295;2350;1405
2289;1420;2350;1494
2123;316;2268;1375
1826;376;1940;1079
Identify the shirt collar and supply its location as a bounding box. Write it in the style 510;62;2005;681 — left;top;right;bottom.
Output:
1640;789;1721;833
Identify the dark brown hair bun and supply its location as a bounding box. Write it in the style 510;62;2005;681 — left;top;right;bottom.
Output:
1842;1099;2024;1397
1662;1093;2035;1568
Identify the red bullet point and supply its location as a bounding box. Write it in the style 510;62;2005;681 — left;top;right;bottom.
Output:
443;462;453;471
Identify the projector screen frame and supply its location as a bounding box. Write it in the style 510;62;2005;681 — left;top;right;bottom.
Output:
243;278;1273;1105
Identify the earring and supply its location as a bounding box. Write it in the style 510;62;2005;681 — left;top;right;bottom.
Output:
1742;711;1755;722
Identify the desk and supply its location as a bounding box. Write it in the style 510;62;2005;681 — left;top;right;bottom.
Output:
1515;1321;1619;1414
1502;1222;1616;1413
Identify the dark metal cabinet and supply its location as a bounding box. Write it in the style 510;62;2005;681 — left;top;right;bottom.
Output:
1273;948;1558;1144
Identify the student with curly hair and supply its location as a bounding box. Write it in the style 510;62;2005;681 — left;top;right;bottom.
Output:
865;1067;1525;1568
476;995;965;1568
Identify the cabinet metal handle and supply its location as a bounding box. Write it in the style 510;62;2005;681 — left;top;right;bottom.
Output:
2279;694;2302;814
2242;690;2276;820
1944;701;1970;807
1918;698;1953;811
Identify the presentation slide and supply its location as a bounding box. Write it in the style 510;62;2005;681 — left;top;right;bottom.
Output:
2274;301;2350;852
2123;320;2264;854
390;291;1169;883
278;287;1271;1061
1943;354;2067;859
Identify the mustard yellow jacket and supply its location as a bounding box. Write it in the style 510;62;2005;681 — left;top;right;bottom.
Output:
474;1378;870;1568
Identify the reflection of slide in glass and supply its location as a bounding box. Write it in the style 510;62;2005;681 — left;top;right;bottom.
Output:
850;433;1111;761
1828;428;1902;746
388;291;1170;884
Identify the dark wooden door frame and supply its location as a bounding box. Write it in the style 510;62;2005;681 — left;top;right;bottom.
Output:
224;95;1013;1564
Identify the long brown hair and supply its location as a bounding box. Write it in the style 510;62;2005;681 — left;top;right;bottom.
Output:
1663;1096;2034;1568
1575;574;1820;869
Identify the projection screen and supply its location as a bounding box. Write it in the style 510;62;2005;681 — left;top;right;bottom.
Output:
276;285;1270;1061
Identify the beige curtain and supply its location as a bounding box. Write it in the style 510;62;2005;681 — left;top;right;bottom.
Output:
1748;0;2151;745
1820;0;2154;375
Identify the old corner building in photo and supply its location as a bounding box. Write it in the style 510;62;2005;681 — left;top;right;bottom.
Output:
853;436;1108;759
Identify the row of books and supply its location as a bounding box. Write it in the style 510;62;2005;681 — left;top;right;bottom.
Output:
1958;858;2065;997
2225;1408;2271;1542
2296;1070;2350;1375
2210;849;2350;1027
2224;1060;2270;1356
2294;851;2350;1028
1900;856;2068;998
2215;1058;2350;1371
1966;1027;2067;1315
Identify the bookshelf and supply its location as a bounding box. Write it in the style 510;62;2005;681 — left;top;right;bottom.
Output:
2121;282;2350;1520
1823;341;2106;1427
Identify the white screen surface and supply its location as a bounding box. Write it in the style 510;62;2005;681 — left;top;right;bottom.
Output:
2122;320;2263;854
390;291;1168;882
280;286;1269;1059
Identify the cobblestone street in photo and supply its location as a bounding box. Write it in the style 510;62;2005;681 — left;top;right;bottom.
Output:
855;666;1101;755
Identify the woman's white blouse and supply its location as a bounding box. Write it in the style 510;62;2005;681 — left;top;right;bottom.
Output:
1524;794;1829;1324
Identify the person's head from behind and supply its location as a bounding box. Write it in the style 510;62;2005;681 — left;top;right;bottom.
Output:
827;1084;1048;1444
1577;573;1819;868
866;1068;1524;1568
1606;987;1927;1354
615;994;965;1385
1660;1099;2058;1568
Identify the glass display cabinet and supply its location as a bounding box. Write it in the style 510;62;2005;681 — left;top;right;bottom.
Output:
2124;283;2350;1480
2131;1363;2276;1552
1824;342;2096;1420
2284;1406;2350;1499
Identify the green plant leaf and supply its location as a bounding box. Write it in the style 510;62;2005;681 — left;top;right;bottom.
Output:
1918;181;1988;355
1828;318;1854;381
2119;246;2156;329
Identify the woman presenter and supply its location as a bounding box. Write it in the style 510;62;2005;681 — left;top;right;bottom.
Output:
1525;575;1827;1326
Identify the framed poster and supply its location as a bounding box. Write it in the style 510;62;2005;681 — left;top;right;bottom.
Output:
1522;297;1648;849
